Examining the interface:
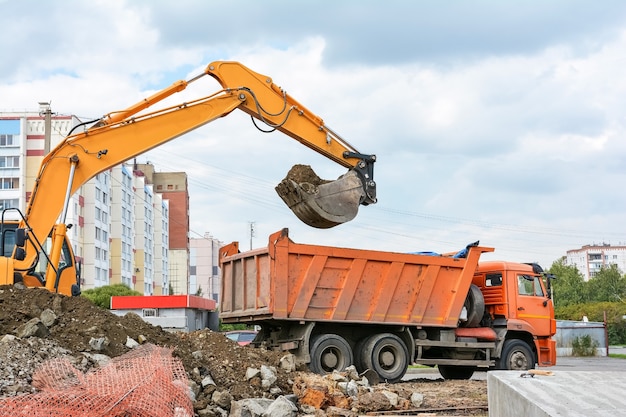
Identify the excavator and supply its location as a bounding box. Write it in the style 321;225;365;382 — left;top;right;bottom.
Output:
0;61;377;296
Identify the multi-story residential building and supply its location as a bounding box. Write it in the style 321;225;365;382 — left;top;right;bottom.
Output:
110;165;136;288
134;163;190;295
566;244;626;281
153;193;170;295
81;171;112;289
190;233;222;300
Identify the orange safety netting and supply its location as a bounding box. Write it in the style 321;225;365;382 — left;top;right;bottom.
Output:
0;344;193;417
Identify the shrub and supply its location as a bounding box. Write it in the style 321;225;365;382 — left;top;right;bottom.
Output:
571;335;598;357
81;284;142;309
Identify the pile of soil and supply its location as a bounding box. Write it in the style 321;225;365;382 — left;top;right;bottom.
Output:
282;164;330;186
0;285;488;415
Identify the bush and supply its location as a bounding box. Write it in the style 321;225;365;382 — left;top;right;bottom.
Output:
571;335;598;356
81;284;142;309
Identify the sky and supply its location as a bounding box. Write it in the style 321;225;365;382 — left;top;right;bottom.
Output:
1;0;625;268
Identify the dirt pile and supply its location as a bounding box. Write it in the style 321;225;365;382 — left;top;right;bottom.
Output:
0;285;487;416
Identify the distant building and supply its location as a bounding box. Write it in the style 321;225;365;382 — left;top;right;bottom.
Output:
134;163;190;295
190;233;222;301
565;244;626;281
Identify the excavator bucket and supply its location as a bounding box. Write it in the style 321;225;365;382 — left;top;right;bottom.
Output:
275;165;365;229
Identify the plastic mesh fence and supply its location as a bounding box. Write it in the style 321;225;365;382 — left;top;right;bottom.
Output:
0;344;193;417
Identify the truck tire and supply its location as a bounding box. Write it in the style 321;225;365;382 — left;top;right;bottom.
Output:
497;339;534;371
361;333;409;383
438;365;475;380
309;334;353;375
461;284;485;328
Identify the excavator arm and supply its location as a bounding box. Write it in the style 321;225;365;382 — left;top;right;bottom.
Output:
16;61;377;278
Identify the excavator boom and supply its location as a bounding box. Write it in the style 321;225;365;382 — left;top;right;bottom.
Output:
13;61;377;288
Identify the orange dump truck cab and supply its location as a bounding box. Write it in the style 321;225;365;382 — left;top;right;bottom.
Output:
473;261;557;369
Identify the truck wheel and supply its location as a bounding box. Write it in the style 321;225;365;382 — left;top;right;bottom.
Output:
438;365;475;380
309;334;353;375
498;339;534;370
361;333;409;383
461;284;485;328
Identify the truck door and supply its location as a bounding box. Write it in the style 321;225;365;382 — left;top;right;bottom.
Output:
515;274;553;337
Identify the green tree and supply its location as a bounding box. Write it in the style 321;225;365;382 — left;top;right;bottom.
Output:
548;259;586;307
81;283;142;309
587;265;626;303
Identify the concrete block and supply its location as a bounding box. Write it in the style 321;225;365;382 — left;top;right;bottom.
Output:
488;370;626;417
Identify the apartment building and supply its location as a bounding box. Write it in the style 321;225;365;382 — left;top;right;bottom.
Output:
190;233;222;301
566;244;626;281
134;164;190;295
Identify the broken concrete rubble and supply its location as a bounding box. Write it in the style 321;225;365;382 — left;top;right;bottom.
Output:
0;286;488;415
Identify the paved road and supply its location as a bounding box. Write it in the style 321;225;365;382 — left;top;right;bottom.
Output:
403;349;626;381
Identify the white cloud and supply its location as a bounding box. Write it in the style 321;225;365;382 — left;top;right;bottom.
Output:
1;1;626;268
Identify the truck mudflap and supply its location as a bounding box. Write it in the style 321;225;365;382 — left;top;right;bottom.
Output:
536;337;557;366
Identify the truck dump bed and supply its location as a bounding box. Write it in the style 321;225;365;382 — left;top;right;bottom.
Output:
220;229;493;327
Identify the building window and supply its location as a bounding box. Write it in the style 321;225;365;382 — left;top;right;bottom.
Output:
0;199;19;210
0;156;19;168
0;134;17;147
0;178;19;189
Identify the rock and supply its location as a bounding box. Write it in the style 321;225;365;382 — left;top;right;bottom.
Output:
330;370;347;382
89;336;109;351
346;380;358;397
279;354;296;372
354;391;394;412
410;392;424;408
197;408;216;417
324;406;355;417
344;365;359;381
125;336;139;348
81;352;112;367
230;398;273;417
264;395;298;417
40;308;57;327
261;364;277;387
0;334;17;343
299;385;328;409
201;375;216;388
211;390;233;409
380;390;399;407
246;367;260;380
16;318;49;338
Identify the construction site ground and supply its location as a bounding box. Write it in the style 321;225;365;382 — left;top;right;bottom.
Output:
0;285;488;416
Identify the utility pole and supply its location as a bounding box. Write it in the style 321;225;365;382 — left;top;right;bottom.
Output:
38;102;54;154
249;221;256;250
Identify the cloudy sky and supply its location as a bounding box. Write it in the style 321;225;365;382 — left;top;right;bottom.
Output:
2;0;625;268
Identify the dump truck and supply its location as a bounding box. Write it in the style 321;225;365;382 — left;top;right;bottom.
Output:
0;61;376;296
219;228;557;382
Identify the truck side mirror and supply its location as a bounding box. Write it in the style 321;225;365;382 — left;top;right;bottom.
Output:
15;228;26;248
14;247;25;261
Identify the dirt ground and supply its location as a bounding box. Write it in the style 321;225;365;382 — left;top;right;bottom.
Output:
0;285;487;415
